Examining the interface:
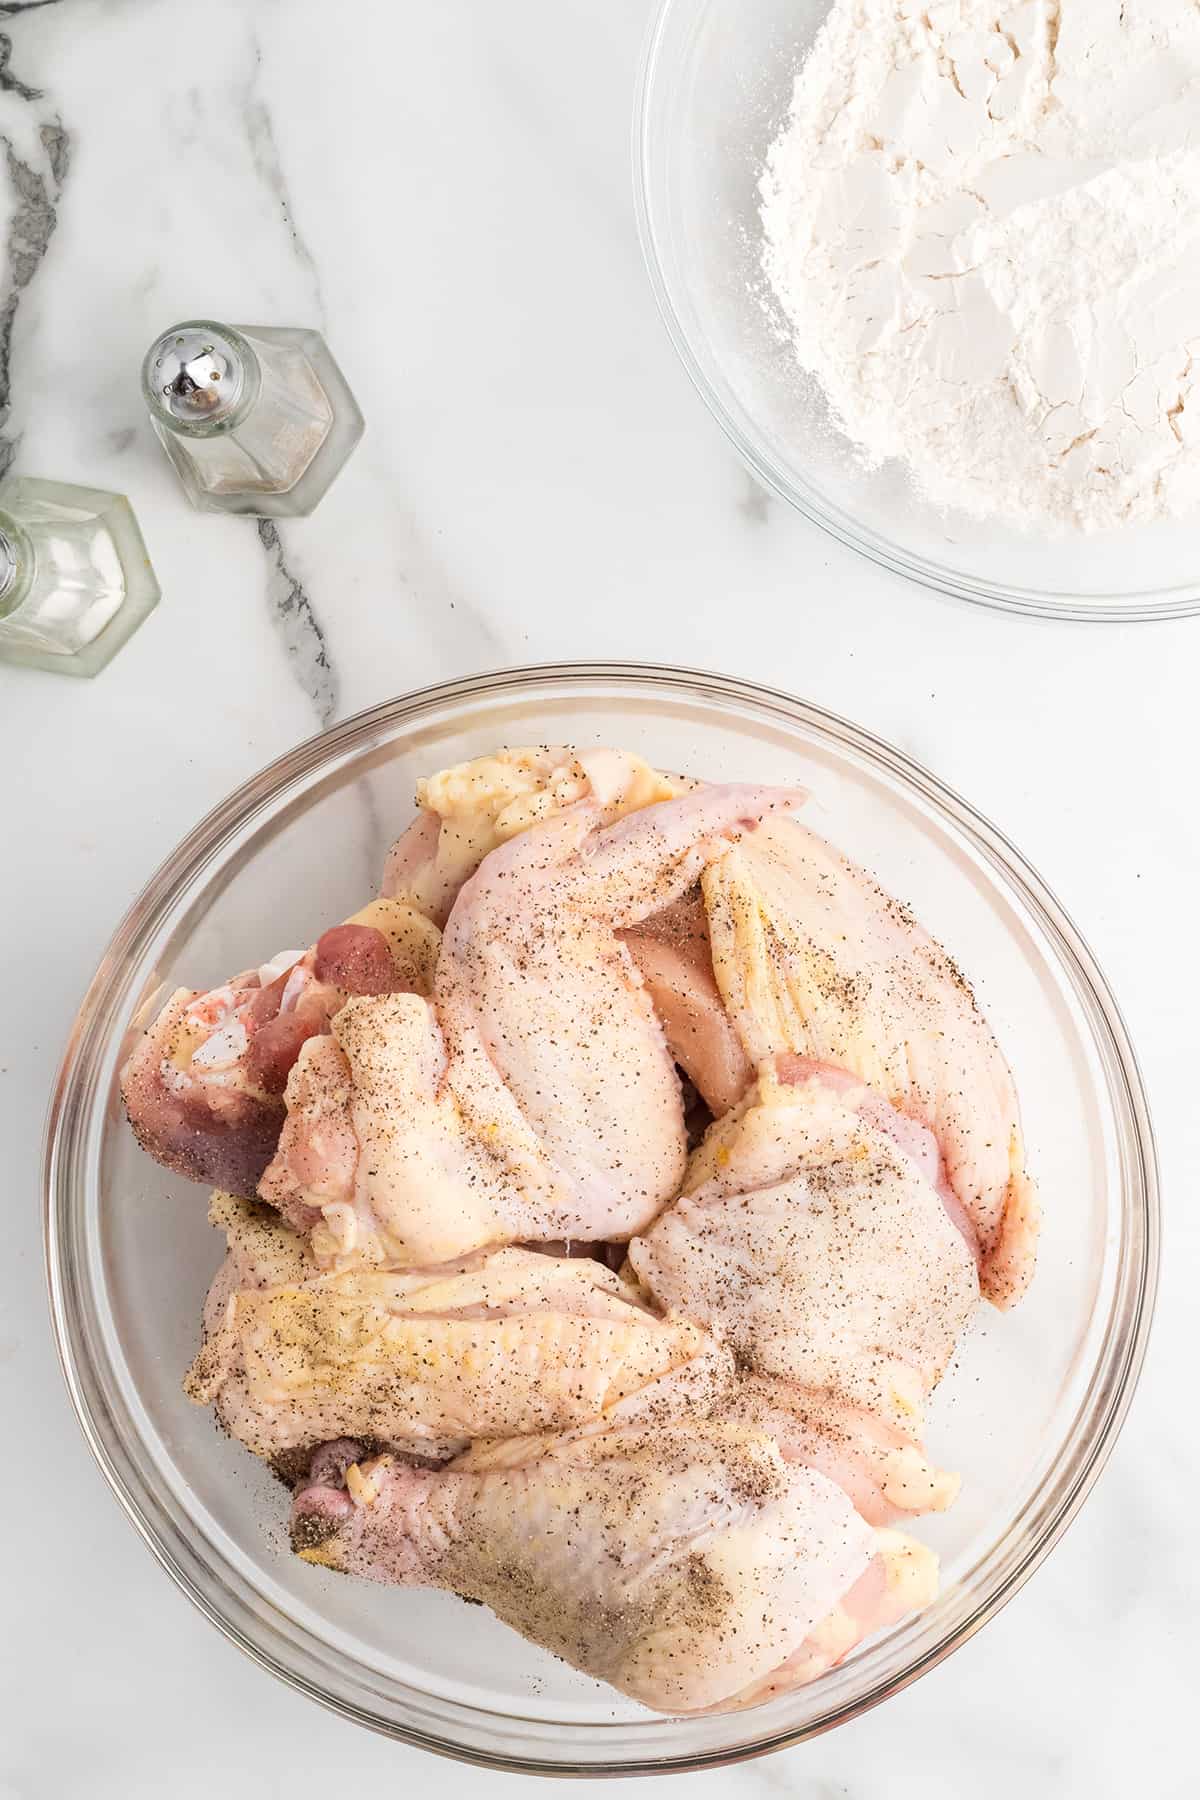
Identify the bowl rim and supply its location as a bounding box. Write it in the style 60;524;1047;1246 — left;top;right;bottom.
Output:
43;661;1160;1773
632;0;1200;624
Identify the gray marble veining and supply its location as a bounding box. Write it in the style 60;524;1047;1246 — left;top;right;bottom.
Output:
240;31;326;324
0;24;66;478
256;517;337;726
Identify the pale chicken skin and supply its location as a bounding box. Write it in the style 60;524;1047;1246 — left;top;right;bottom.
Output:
290;1413;934;1715
186;1194;724;1462
120;899;439;1197
381;746;680;928
627;1061;978;1500
433;784;799;1240
262;784;801;1263
260;995;554;1262
702;817;1040;1306
717;1376;961;1527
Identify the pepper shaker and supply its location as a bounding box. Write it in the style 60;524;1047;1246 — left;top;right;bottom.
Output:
141;320;364;515
0;476;160;676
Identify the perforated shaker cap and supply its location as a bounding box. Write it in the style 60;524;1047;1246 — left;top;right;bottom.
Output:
144;323;247;427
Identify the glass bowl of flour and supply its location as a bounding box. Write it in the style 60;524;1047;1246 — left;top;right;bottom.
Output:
635;0;1200;620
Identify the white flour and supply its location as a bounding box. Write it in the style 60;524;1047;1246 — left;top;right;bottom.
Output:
759;0;1200;531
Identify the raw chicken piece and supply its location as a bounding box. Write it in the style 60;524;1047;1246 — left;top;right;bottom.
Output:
627;1062;978;1440
263;785;801;1263
717;1376;960;1526
381;745;680;927
290;1409;933;1714
701;818;1040;1306
121;900;440;1197
122;986;288;1198
185;1194;723;1461
263;993;620;1262
620;889;752;1116
721;1528;938;1707
388;748;748;1112
434;784;801;1241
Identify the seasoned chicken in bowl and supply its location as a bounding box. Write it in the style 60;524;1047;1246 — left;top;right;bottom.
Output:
47;668;1155;1769
119;735;1037;1712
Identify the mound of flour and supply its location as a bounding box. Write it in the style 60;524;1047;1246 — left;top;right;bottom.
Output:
760;0;1200;531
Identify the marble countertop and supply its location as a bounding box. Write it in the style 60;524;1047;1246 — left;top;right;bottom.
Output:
1;2;1194;1795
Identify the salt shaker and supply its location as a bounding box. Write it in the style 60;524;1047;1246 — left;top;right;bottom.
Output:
141;320;364;515
0;475;160;676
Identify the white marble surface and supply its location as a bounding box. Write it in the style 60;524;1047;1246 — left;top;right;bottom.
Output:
0;1;1195;1793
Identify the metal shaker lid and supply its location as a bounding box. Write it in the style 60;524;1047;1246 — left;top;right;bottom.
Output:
144;323;247;427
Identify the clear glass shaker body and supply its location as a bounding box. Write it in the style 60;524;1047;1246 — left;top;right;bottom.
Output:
142;320;364;516
0;476;160;676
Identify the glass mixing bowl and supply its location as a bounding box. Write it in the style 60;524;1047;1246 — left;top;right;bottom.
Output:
635;0;1200;621
46;664;1157;1772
